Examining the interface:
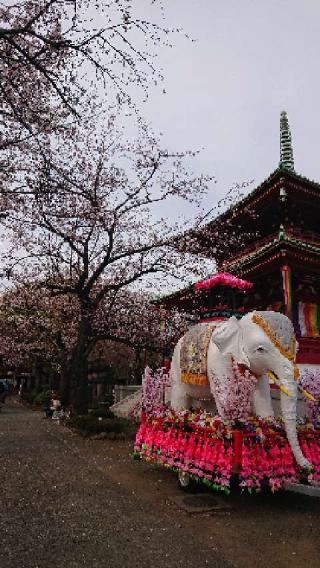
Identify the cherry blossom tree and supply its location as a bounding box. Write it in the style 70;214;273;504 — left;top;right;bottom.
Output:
0;283;77;380
0;2;250;414
0;281;188;402
95;288;190;381
0;114;211;411
0;0;178;209
0;0;172;147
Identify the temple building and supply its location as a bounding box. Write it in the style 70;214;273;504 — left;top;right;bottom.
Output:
156;112;320;368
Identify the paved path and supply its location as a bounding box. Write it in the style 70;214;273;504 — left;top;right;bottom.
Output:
0;401;230;568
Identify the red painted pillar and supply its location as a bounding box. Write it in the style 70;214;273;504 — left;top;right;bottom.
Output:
232;430;243;471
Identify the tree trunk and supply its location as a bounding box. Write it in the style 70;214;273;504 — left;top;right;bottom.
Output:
59;364;71;408
71;348;89;414
67;301;93;414
133;348;143;384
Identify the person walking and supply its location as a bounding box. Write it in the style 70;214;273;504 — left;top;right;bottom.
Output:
0;380;9;404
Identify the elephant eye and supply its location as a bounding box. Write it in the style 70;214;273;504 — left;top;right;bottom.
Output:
256;346;266;352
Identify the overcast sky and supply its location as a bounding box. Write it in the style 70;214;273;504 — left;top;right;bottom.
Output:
131;0;320;212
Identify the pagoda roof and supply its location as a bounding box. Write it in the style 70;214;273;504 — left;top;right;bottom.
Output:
204;167;320;228
224;227;320;277
152;272;252;311
185;167;320;260
233;167;319;212
151;282;197;311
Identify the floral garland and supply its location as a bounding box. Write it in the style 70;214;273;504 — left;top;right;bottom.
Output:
134;409;234;493
194;272;253;291
210;360;257;421
142;366;171;413
299;370;320;422
127;367;171;422
134;408;320;493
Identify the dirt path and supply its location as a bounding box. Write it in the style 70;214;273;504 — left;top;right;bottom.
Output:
1;400;230;568
58;416;320;568
2;400;319;568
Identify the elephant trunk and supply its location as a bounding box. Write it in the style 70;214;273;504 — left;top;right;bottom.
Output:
278;365;311;468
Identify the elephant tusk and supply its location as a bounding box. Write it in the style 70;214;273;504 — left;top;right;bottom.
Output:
299;387;317;403
267;371;292;397
278;384;292;397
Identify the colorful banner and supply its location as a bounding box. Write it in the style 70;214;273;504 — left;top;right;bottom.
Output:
292;303;320;338
281;265;293;320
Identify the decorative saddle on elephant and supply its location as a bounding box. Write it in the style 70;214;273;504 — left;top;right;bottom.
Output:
180;323;218;386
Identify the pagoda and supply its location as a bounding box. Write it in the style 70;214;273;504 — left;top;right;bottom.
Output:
157;112;320;367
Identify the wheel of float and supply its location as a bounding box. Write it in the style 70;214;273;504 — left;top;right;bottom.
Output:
177;471;200;493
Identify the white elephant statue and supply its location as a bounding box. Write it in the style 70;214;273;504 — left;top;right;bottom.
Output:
170;310;311;469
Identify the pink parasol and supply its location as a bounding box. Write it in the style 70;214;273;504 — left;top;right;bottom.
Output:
194;272;253;291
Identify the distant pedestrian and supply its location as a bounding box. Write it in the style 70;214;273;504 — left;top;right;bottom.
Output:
18;378;25;397
44;390;61;419
0;380;9;404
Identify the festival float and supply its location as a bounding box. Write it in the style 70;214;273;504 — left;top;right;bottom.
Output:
134;273;320;493
134;113;320;493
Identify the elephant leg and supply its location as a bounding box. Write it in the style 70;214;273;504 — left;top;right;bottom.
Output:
252;374;274;417
170;339;188;410
170;384;192;411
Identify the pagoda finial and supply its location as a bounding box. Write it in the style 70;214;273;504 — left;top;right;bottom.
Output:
279;111;295;172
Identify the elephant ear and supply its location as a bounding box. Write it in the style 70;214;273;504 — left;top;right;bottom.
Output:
212;316;249;367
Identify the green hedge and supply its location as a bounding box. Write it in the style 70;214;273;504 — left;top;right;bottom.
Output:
90;407;115;419
67;414;130;435
33;389;52;406
22;385;52;406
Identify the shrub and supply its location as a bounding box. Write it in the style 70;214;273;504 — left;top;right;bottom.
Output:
22;388;39;404
33;389;52;407
21;385;53;405
90;407;115;419
67;414;130;435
